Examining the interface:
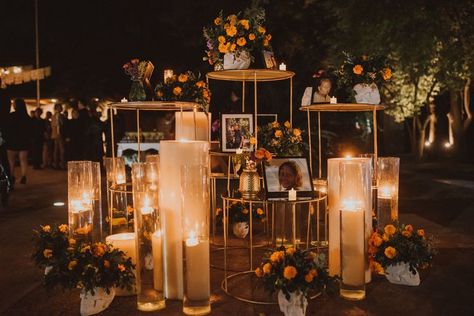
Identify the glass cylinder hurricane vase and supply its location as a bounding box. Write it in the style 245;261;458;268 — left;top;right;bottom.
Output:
131;162;165;311
181;165;211;315
104;157;130;235
376;157;400;229
68;161;94;242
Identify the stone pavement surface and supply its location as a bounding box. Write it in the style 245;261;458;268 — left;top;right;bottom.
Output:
1;159;474;316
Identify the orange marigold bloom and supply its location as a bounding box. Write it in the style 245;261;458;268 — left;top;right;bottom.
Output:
271;121;279;128
384;224;397;236
417;229;425;237
264;150;272;161
43;249;53;258
382;68;392;80
266;34;272;41
275;130;283;138
283;266;297;280
293;128;301;137
257;208;264;215
249;137;257;145
178;74;188;83
270;251;284;263
263;39;269;47
218;35;226;44
214;17;222;25
255;267;263;277
258;26;266;34
238;19;250;30
226;25;237;37
118;264;126;272
68;260;78;270
93;243;107;257
263;262;272;274
284;121;291;128
248;33;256;41
58;224;68;233
353;64;363;75
237;37;247;47
384;246;397;259
255;149;265;159
405;224;413;232
195;81;206;88
304;273;314;283
42;225;51;233
285;247;296;256
173;87;182;96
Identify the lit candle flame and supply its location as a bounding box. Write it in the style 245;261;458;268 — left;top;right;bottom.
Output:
341;199;362;212
186;230;199;247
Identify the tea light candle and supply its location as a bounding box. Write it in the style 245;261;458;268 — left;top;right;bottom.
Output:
141;196;154;215
279;63;287;71
121;97;128;103
330;96;337;104
184;231;210;301
164;69;174;82
106;233;136;264
288;188;297;201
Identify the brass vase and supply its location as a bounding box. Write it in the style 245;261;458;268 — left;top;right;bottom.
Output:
239;168;260;199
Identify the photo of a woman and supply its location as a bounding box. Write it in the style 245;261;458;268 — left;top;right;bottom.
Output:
278;161;303;190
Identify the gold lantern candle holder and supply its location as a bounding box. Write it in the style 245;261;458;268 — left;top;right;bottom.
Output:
104;157;130;235
68;161;94;242
181;165;211;315
339;160;370;301
376;157;400;229
132;162;165;312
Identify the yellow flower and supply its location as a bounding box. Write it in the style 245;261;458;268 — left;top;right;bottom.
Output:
263;39;269;47
264;150;272;161
285;247;296;256
353;64;363;75
42;225;51;233
230;43;236;52
368;245;378;255
218;42;230;53
417;229;425;237
92;243;107;257
226;25;237;37
373;235;383;247
255;267;263;277
370;260;384;274
248;33;256;41
271;121;279;128
255;149;265;159
284;121;291;128
156;90;163;98
256;208;264;215
103;260;110;268
249;137;257;145
237;37;246;46
173;86;182;96
69;238;77;247
227;14;237;25
214;17;222;25
402;230;412;238
178;74;188;83
293;128;301;137
283;266;297;280
382;68;392;80
195;81;205;88
68;260;78;270
384;224;396;236
118;264;125;272
270;251;284;263
274;130;283;138
258;26;266;34
238;19;250;30
80;245;91;253
218;35;226;44
384;246;397;259
382;233;389;241
263;262;272;274
58;224;68;233
43;249;53;258
304;273;314;283
242;208;249;214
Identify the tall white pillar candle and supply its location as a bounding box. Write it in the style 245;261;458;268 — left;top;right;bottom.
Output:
106;232;137;296
184;237;210;300
340;206;365;286
152;230;164;292
159;141;209;299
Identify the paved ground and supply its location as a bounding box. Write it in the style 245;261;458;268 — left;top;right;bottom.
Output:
1;159;474;315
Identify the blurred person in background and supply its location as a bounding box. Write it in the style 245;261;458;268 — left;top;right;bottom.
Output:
31;108;46;169
42;111;52;168
51;103;66;169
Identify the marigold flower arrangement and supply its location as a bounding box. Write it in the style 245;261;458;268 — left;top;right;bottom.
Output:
337;51;393;89
368;222;436;275
257;121;306;157
203;6;272;66
32;224;135;294
154;70;211;111
215;201;266;225
123;58;151;81
255;246;338;301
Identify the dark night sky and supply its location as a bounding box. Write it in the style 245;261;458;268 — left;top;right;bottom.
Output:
1;0;261;99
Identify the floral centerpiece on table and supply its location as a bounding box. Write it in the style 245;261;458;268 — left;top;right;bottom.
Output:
155;71;211;112
32;224;135;315
123;58;153;101
255;246;338;316
336;52;393;104
203;6;272;69
257;121;306;157
216;201;266;238
368;222;436;286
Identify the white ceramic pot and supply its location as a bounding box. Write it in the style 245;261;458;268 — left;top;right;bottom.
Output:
223;51;251;70
353;83;380;104
232;222;249;239
278;290;308;316
385;262;420;286
80;287;115;316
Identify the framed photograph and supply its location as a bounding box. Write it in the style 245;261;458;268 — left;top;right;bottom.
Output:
221;114;254;153
257;113;278;127
263;157;314;198
262;50;277;69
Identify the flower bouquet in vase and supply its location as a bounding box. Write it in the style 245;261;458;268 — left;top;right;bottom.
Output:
336;52;393;104
203;6;273;70
368;222;436;286
216;202;266;238
123;58;153;101
255;246;338;316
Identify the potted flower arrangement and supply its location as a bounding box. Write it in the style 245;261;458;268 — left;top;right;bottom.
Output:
255;246;338;316
257;121;306;157
203;6;273;70
32;224;135;316
216;201;266;238
154;70;211;112
368;222;436;286
336;51;393;104
123;58;153;101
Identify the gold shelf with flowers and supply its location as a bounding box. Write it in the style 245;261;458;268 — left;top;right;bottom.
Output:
32;224;135;315
203;6;273;70
368;221;436;286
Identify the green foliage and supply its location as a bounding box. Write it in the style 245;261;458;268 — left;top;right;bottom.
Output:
216;201;266;224
255;246;339;301
369;222;436;275
32;224;135;295
257;121;306;157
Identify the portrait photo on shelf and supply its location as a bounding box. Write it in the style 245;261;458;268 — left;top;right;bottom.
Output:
263;157;314;198
262;50;278;70
221;113;254;152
